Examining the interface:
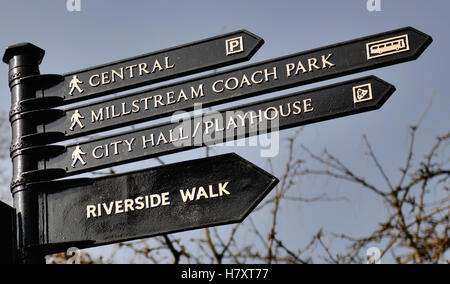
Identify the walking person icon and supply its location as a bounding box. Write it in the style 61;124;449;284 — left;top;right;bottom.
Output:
70;110;85;131
71;146;87;168
69;75;84;96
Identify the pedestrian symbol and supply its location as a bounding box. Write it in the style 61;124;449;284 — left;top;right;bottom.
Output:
70;110;85;131
71;146;87;168
69;75;84;96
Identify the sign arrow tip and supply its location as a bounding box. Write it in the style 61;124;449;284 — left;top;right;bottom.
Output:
406;26;433;60
231;154;280;222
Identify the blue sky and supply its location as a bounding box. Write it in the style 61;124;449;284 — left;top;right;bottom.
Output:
0;0;448;263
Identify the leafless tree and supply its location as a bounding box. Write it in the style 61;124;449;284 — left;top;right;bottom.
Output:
298;124;449;264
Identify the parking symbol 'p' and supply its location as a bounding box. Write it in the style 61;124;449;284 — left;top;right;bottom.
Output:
226;36;244;56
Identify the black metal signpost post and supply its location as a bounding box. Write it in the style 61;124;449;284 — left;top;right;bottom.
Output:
1;27;431;264
31;27;431;144
3;43;47;264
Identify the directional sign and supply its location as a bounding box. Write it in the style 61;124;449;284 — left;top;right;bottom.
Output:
0;201;15;264
38;26;429;142
37;154;278;252
37;76;395;178
40;30;264;104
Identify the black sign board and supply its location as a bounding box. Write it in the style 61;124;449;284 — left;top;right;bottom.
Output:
37;154;278;253
38;27;430;142
37;76;395;178
41;30;264;104
0;201;15;264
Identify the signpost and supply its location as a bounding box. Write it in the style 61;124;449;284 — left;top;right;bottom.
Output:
35;26;431;142
30;76;395;179
34;30;264;105
34;154;278;253
2;27;432;263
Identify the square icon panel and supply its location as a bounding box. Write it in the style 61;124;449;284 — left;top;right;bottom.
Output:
353;83;373;103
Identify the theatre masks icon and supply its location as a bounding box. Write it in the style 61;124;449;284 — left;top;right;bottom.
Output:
352;83;373;104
